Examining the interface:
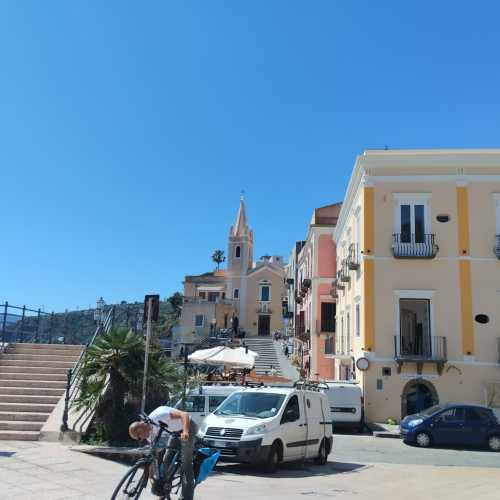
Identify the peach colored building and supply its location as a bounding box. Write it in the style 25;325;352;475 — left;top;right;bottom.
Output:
333;149;500;423
286;203;341;379
173;198;285;354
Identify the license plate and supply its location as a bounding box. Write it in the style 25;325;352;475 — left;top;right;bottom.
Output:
213;440;235;448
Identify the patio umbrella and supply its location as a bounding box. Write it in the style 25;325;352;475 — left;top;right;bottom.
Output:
188;345;258;369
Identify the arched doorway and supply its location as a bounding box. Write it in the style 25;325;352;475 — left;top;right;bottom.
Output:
401;379;438;417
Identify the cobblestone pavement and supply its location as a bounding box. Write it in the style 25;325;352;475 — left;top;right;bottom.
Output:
0;438;499;500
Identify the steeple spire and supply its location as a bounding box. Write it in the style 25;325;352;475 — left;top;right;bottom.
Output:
232;195;249;237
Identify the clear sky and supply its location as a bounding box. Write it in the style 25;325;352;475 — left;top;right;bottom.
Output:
2;1;500;313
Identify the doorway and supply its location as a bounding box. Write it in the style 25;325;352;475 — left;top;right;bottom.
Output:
258;315;271;336
401;379;438;417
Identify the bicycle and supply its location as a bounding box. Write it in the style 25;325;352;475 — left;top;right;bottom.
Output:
110;413;220;500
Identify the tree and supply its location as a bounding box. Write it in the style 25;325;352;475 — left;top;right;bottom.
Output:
167;292;183;319
74;328;181;444
212;249;226;271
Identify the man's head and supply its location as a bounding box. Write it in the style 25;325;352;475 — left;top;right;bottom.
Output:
129;421;151;441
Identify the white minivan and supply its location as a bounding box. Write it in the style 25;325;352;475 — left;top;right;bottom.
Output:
175;385;241;425
197;385;333;471
324;381;364;431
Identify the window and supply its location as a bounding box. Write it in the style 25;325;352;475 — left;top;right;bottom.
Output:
346;312;351;353
355;304;360;337
208;292;218;302
209;395;227;412
194;315;204;327
177;395;205;413
198;291;206;299
233;288;239;299
235;246;241;258
320;302;336;332
260;285;270;302
394;195;431;244
465;407;491;422
399;299;431;356
438;407;465;422
281;395;300;423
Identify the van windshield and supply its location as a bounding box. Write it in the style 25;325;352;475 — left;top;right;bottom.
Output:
214;392;286;419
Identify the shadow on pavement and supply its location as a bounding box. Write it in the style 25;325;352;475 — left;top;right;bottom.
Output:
214;460;368;479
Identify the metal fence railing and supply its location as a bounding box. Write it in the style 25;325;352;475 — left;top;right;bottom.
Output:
1;302;57;344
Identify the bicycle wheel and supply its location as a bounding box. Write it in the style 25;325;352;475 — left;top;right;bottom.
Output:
111;462;149;500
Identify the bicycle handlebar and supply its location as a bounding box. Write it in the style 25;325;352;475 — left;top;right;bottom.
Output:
138;412;181;436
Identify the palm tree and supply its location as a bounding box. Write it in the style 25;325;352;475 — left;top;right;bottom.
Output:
212;249;225;270
75;328;181;443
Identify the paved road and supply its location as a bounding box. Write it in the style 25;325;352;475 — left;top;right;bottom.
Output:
333;433;500;468
0;437;499;499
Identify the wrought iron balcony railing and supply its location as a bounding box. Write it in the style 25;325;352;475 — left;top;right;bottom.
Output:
339;262;350;283
394;335;447;374
333;277;345;291
392;233;439;259
347;243;360;270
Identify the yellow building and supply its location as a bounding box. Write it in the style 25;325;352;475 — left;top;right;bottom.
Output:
333;149;500;423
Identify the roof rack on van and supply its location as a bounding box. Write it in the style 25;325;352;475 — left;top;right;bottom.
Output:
244;381;265;388
293;380;329;392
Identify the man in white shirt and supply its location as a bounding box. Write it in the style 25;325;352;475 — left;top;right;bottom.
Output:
129;406;198;500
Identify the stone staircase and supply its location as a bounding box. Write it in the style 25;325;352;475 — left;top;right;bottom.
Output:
0;343;84;441
243;337;282;376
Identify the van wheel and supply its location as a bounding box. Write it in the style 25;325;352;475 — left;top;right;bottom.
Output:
314;439;328;465
264;442;281;473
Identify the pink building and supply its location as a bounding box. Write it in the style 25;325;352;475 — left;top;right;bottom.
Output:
288;203;341;380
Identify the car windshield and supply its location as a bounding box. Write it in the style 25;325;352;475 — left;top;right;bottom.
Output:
214;392;286;419
420;404;445;416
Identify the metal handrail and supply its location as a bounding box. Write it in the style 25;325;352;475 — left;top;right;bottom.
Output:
392;233;439;259
61;306;115;431
394;335;447;361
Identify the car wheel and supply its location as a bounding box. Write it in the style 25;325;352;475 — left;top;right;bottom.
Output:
264;442;281;473
314;439;328;465
487;435;500;452
415;432;431;448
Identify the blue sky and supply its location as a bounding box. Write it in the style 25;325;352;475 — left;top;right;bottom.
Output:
2;1;500;312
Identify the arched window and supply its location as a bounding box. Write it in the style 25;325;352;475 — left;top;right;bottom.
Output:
235;246;241;258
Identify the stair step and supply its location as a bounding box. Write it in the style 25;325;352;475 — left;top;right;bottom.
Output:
0;420;43;431
0;365;70;374
0;372;67;381
3;353;81;362
0;394;61;404
0;387;64;396
10;343;83;350
0;402;56;413
0;411;51;422
0;359;75;368
0;379;66;388
0;430;40;441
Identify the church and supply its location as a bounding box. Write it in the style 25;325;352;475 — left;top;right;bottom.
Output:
173;197;286;355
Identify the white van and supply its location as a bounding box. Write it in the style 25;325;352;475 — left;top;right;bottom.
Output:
197;385;333;471
175;385;241;425
323;381;364;431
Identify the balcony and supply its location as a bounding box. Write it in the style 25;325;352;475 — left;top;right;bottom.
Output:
256;302;272;314
394;335;447;375
339;263;350;283
324;336;335;356
392;233;439;259
494;235;500;259
333;277;345;291
347;243;360;270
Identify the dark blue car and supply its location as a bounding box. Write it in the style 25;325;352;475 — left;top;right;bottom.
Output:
400;403;500;451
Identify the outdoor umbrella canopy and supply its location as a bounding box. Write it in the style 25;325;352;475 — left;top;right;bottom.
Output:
188;345;258;369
